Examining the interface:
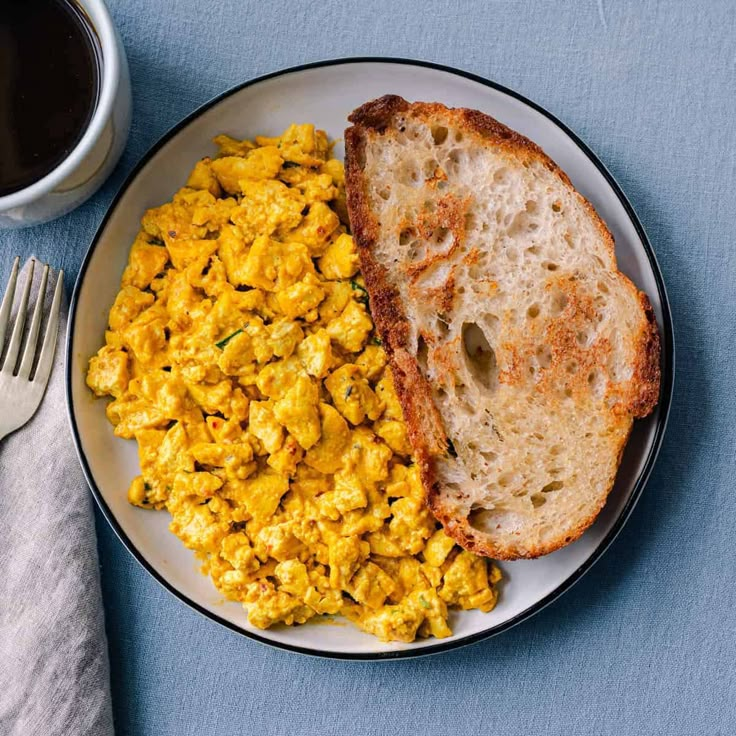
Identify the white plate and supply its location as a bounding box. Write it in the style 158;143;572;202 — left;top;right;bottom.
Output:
67;59;674;659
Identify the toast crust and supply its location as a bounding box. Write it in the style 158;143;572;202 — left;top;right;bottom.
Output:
345;96;661;559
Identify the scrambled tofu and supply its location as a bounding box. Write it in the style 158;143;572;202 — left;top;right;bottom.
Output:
86;124;501;643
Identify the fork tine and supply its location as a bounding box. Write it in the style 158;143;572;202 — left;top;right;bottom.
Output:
2;258;34;374
17;263;49;379
0;256;20;351
32;269;63;387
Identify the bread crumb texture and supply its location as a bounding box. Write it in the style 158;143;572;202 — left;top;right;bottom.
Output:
345;96;660;560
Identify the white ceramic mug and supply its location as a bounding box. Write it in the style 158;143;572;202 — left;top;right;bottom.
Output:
0;0;131;229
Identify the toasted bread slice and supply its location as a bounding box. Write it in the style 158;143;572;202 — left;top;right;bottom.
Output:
345;95;660;560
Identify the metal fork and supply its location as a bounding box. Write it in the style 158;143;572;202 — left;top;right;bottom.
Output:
0;257;64;441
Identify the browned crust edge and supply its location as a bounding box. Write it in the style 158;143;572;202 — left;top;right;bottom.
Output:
345;110;449;459
345;95;661;560
629;291;661;418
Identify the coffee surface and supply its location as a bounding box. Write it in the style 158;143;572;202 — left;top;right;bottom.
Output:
0;0;100;197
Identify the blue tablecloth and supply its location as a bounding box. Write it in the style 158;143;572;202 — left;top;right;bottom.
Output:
2;1;735;734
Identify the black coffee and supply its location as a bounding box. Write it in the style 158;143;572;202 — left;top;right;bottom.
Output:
0;0;101;197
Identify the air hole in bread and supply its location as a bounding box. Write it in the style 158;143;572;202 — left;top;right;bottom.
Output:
566;360;579;374
498;472;515;487
461;322;497;390
407;243;426;263
564;387;573;399
467;509;506;533
454;131;464;142
550;291;568;315
417;334;429;372
481;313;499;332
378;187;390;201
494;167;509;183
526;245;540;257
423;159;441;179
541;480;564;492
576;329;591;347
531;493;546;508
464;213;476;231
413;261;451;289
536;344;552;369
527;303;540;318
399;227;416;246
508;210;536;237
431;125;448;145
549;445;562;456
597;280;610;294
432;227;452;248
552;201;562;213
448;149;461;165
479;450;497;463
435;316;449;337
543;261;559;271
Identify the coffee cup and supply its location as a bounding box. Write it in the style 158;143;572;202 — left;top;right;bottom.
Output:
0;0;131;229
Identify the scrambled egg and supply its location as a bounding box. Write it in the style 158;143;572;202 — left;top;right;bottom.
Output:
87;124;501;643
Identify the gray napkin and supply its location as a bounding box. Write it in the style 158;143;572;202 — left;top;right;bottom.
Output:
0;260;114;736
